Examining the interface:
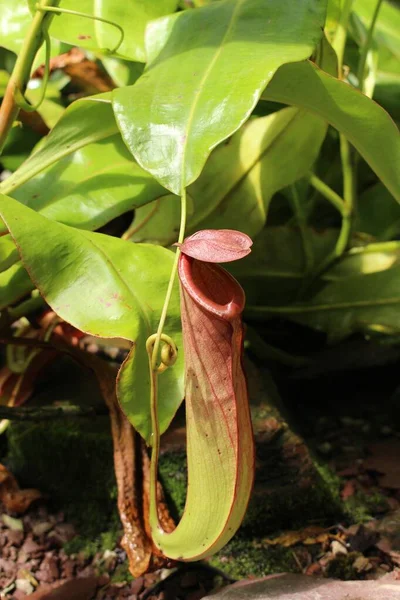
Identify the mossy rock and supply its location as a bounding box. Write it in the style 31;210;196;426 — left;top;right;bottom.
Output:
5;357;345;578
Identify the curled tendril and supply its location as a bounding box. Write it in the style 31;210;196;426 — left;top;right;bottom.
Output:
146;333;178;374
35;4;125;55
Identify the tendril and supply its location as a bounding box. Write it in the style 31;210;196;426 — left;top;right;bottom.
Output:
146;333;178;374
35;4;125;54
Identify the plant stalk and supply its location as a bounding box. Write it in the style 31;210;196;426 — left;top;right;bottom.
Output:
289;183;314;274
332;0;355;75
0;0;60;154
357;0;383;92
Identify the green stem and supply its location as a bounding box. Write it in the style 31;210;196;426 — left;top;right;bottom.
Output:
289;184;314;274
0;0;60;154
151;189;187;370
332;0;355;74
307;173;346;215
148;188;187;534
357;0;383;92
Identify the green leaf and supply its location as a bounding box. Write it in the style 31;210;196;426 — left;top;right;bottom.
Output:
0;263;34;309
190;108;327;237
113;0;327;194
49;0;179;62
127;108;327;243
354;0;400;62
355;182;400;240
101;57;144;87
244;237;400;341
229;227;338;306
263;60;400;202
11;135;168;231
0;93;118;234
0;194;184;442
0;1;65;64
0;1;34;56
0;236;19;272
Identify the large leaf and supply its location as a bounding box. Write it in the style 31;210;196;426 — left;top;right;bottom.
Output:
0;93;117;199
0;93;118;236
0;1;65;65
128;108;327;242
10;136;167;230
245;240;400;342
113;0;327;194
0;194;184;443
49;0;179;62
262;61;400;202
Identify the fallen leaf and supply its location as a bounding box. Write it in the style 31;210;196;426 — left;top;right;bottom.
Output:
0;464;42;514
264;527;334;548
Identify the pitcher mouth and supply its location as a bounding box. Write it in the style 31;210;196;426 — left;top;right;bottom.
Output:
178;254;245;322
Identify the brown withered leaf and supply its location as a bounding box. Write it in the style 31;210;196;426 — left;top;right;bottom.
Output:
33;47;115;94
0;463;42;514
264;527;341;548
51;336;176;577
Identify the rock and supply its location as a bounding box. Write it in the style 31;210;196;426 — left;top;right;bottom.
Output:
5;529;24;546
36;554;60;583
25;577;98;600
207;573;400;599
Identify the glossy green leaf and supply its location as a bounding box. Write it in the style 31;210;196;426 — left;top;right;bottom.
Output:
101;57;144;88
126;194;185;245
355;183;400;240
0;1;34;56
49;0;179;62
129;108;327;242
0;93;118;236
0;1;64;64
263;61;400;202
191;109;327;237
113;0;327;194
11;136;167;231
25;80;65;129
0;194;184;442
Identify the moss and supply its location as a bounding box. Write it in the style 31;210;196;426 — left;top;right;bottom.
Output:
110;563;134;584
210;539;298;580
64;523;121;559
6;416;119;541
158;450;187;519
344;490;390;523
